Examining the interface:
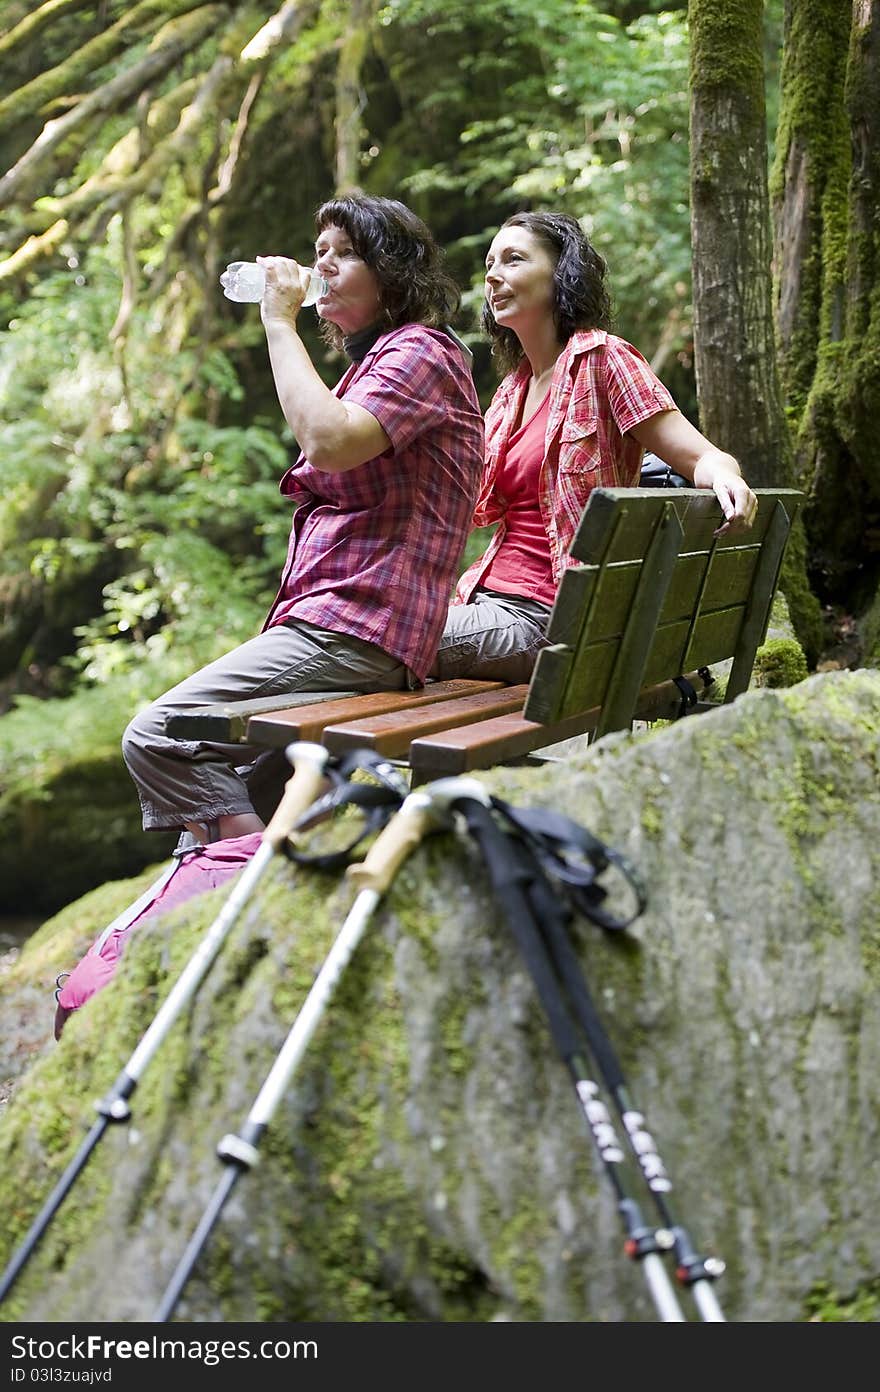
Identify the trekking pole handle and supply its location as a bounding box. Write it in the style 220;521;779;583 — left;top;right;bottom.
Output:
263;742;331;850
345;793;437;895
345;777;492;895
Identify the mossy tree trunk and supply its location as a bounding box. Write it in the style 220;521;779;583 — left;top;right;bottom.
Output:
334;0;373;193
771;0;880;620
688;0;823;658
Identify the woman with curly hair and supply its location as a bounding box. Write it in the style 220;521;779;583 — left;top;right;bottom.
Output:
122;194;484;844
432;210;757;684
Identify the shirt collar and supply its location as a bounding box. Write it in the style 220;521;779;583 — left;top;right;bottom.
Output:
344;322;474;365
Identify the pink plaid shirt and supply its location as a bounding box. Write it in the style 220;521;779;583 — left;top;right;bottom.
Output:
264;324;483;682
455;329;674;603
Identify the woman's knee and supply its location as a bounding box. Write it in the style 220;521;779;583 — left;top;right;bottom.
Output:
121;704;164;771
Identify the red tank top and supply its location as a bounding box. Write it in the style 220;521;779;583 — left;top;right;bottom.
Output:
482;392;555;606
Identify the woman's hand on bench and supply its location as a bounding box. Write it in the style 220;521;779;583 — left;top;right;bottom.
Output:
704;467;759;537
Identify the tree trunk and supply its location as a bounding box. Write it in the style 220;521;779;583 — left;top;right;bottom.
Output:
773;0;880;616
688;0;823;657
335;0;371;193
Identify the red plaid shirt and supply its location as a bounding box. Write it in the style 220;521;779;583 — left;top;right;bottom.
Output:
264;324;483;682
455;329;674;603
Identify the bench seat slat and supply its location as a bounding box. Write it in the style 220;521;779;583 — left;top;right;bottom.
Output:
166;690;359;742
410;672;712;779
322;684;530;758
244;679;505;749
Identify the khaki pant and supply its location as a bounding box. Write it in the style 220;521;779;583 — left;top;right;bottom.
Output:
431;587;552;685
122;621;407;831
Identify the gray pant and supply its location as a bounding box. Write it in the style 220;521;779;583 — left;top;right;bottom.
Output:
431;588;552;685
122;620;407;831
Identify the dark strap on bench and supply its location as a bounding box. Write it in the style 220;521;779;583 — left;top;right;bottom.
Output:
673;665;717;718
672;675;698;717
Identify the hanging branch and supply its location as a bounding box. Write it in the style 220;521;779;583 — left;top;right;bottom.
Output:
0;5;225;212
0;220;69;280
108;86;153;353
649;298;685;379
89;56;239;220
239;0;322;62
0;63;210;284
135;0;325;289
0;0;95;65
0;0;208;138
146;69;265;301
0;0;323;284
211;69;264;202
30;78;203;226
109;201;139;421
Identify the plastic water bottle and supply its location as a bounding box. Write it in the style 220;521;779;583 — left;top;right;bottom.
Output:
219;261;327;305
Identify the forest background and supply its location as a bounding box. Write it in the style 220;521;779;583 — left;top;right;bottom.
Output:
0;0;877;914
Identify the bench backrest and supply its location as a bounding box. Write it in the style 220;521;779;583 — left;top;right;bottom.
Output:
524;487;804;740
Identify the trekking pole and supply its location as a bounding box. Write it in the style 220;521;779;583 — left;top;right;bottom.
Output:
481;797;724;1318
522;856;725;1321
153;778;477;1322
0;741;331;1308
451;791;691;1322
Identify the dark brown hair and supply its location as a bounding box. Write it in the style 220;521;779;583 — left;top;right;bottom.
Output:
315;195;460;350
482;211;613;374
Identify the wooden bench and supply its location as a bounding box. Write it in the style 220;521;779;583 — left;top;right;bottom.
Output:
167;487;803;784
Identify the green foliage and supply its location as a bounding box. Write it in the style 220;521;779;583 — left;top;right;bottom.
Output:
385;0;692;360
0;0;743;707
0;229;293;689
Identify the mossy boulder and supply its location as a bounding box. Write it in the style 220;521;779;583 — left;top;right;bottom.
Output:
1;670;878;1324
752;636;810;687
0;749;177;915
0;681;179;915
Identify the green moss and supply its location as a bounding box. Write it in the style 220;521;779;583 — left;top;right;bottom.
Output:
252;918;486;1320
0;748;177;915
862;589;880;669
689;0;765;103
135;855;497;1323
804;1277;880;1322
488;1207;544;1317
770;1;851;413
752;637;809;688
778;521;825;664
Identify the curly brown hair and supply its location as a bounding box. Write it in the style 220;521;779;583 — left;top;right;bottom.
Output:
314;195;460;351
482;211;613;375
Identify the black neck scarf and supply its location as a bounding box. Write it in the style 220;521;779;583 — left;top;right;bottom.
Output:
342;322;386;362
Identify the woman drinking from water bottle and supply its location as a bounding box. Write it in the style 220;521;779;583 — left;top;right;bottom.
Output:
122;194;484;845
